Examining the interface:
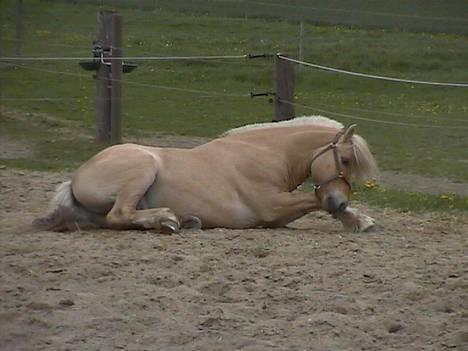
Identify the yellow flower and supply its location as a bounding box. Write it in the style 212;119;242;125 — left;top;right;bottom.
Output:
35;30;51;37
363;178;379;190
440;194;454;201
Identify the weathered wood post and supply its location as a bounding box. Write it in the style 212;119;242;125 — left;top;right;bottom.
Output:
273;54;295;121
80;10;133;143
15;0;23;59
95;10;112;142
110;13;123;144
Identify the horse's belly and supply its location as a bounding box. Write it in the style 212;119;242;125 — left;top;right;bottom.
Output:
143;180;258;228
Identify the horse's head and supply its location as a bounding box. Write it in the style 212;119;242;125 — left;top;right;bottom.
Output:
310;124;377;214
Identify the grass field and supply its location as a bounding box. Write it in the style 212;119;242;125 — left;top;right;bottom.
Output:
1;0;467;210
62;0;468;34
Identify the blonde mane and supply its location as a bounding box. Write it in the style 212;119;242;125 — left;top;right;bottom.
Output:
223;115;344;136
349;134;379;182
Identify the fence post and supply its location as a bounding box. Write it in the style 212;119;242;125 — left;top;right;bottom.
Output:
273;54;295;121
15;0;23;59
95;10;112;142
110;13;122;144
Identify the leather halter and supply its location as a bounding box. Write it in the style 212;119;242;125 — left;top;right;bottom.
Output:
310;130;352;196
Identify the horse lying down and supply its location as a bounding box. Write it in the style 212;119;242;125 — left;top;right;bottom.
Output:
33;116;379;234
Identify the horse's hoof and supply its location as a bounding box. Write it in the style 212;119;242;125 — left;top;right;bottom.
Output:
160;220;179;235
181;215;202;230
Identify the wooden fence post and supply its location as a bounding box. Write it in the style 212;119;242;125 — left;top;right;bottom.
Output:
273;54;295;121
91;10;125;143
95;10;112;142
110;13;123;144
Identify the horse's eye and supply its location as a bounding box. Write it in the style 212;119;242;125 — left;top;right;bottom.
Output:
342;159;350;166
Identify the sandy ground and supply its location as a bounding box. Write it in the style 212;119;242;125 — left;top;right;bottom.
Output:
0;169;467;351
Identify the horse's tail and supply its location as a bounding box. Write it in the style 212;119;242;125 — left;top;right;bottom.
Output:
33;181;102;231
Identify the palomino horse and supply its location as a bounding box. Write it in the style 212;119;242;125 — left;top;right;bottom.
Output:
34;116;379;233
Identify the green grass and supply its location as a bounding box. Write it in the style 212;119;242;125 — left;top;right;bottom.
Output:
0;0;467;212
59;0;468;34
298;182;468;213
0;109;105;171
353;184;468;213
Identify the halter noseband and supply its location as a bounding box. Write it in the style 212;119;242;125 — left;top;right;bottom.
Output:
310;130;352;196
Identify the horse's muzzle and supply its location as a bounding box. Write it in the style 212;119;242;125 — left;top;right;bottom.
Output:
323;194;348;214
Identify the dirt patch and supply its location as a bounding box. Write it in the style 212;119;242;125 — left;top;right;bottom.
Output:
0;137;34;159
0;169;467;351
380;171;468;197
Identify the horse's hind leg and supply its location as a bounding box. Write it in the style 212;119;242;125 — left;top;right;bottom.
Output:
128;207;180;234
104;169;180;233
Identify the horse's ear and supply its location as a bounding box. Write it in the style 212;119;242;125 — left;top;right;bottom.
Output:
341;124;357;142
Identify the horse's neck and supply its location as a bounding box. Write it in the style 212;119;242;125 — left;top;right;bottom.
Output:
231;126;337;190
283;128;336;189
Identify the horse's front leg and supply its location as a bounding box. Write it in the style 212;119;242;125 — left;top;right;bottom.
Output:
333;206;376;232
260;191;321;227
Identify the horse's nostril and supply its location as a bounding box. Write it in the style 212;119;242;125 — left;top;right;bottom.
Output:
338;201;348;212
324;196;348;213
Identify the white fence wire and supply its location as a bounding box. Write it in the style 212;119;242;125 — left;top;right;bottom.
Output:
1;51;466;129
278;55;468;88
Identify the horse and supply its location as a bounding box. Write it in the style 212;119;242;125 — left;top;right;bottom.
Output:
33;115;379;234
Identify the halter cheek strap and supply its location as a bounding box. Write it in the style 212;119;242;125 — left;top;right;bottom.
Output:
310;130;352;196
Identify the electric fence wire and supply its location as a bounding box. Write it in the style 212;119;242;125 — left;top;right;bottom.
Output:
0;61;251;98
0;97;84;101
0;54;249;61
0;36;271;67
278;55;468;88
299;100;467;123
3;54;466;88
1;61;466;129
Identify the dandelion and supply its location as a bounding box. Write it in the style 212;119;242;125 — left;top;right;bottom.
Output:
440;194;455;202
35;30;51;38
363;178;379;190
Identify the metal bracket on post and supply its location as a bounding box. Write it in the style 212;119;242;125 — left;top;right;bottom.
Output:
79;42;137;73
247;53;274;59
250;91;276;103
